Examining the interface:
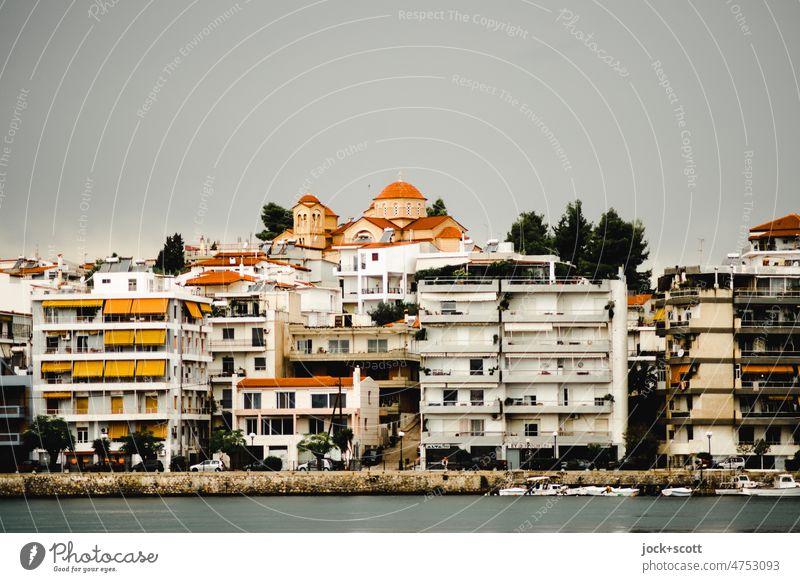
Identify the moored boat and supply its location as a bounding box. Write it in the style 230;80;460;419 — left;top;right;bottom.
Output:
715;474;758;496
661;487;693;497
742;474;800;497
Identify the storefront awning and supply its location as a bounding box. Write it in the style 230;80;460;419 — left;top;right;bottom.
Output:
104;299;132;315
104;360;135;377
42;299;103;309
130;298;168;315
72;361;104;378
742;364;794;375
199;302;212;314
104;330;134;345
185;301;203;319
134;329;166;345
135;360;166;377
653;308;665;322
41;361;71;373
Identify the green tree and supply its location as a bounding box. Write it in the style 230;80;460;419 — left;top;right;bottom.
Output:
333;428;354;468
426;197;447;216
92;437;113;465
552;200;592;274
22;415;75;470
209;428;246;468
155;233;186;275
368;301;414;326
118;430;164;460
623;423;659;469
505;211;553;255
298;432;336;471
256;202;293;241
586;208;651;290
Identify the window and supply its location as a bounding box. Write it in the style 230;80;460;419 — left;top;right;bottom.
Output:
311;393;346;408
76;335;88;353
222;328;234;340
562;388;569;406
524;423;538;437
77;427;88;443
252;328;265;347
101;278;110;284
441;301;456;314
686;395;693;410
262;417;294;435
738;426;754;445
443;390;457;406
524;394;537;405
221;389;232;409
245;418;257;436
254;357;266;371
243;393;261;409
222;356;234;375
469;390;484;406
469;419;485;437
765;426;781;445
686;426;694;441
371;252;379;261
128;278;137;291
277;392;295;409
309;416;325;434
367;339;388;353
45;336;59;351
328;339;350;354
297;339;312;354
469;359;484;376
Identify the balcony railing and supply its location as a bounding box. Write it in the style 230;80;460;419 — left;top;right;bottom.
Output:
737;290;800;298
0;405;23;417
738;319;800;328
741;381;799;388
210;339;265;348
0;433;21;444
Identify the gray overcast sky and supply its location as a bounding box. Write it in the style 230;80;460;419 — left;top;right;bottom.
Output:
0;0;797;279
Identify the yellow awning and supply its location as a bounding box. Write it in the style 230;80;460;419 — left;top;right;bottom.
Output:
41;361;72;373
742;364;794;375
72;361;104;378
42;299;103;309
105;360;135;377
185;301;202;318
104;330;134;345
199;302;212;314
135;329;166;345
138;422;167;439
130;298;168;315
135;360;166;377
107;421;130;439
670;364;691;384
43;392;71;398
653;308;665;322
104;299;132;315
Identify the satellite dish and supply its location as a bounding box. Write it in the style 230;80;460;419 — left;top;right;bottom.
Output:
677;348;685;357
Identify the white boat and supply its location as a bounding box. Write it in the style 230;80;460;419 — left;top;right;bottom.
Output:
661;487;693;497
497;487;528;497
599;486;640;497
742;474;800;497
564;485;606;496
526;476;568;496
715;474;758;496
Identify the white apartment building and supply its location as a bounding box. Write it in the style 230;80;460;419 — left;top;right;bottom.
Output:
335;238;432;314
233;369;380;469
30;264;212;470
417;256;628;469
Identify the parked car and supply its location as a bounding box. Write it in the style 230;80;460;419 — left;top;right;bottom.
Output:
714;456;745;470
131;459;164;473
297;458;333;471
86;462;117;472
170;455;188;472
16;460;46;473
563;459;596;471
189;459;225;472
361;448;383;467
243;458;282;472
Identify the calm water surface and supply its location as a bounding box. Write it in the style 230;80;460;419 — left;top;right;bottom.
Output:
1;496;799;533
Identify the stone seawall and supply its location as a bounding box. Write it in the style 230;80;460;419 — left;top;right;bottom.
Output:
0;470;790;498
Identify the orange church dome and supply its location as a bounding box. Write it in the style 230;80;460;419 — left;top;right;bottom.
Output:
298;193;321;204
374;180;426;201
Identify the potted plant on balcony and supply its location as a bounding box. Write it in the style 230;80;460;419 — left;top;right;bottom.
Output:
603;393;615;403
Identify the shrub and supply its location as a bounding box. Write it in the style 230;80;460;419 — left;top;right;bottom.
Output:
264;456;282;471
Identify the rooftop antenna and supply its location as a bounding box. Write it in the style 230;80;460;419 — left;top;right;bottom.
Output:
698;238;705;266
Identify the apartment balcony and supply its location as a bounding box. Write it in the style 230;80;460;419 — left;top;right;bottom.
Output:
420;400;501;415
501;278;610;294
289;348;420;362
420;370;500;385
503;369;611;383
419;311;499;324
665;288;701;305
54;410;172;422
738;351;800;365
0;406;24;418
209;339;266;352
0;433;22;446
739;380;800;394
418;279;499;293
42;345;168;355
734;289;800;305
376;378;419;389
737;319;800;334
502;310;608;324
417;340;498;355
503;339;610;354
421;430;505;446
503;400;612;414
504;431;613;448
208;315;267;324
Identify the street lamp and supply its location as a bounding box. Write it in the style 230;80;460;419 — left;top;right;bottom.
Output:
398;431;405;471
249;432;256;447
706;431;712;455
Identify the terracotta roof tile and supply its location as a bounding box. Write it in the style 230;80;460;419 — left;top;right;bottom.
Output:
185;271;257;285
374;180;426;201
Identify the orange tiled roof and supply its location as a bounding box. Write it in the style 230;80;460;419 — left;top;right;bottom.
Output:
2;265;57;275
627;294;652;306
749;213;800;240
437;226;463;238
196;257;265;267
405;215;453;230
185;271;257;286
238;376;354;388
298;193;321;204
213;251;266;258
374;180;426;201
360;239;430;249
